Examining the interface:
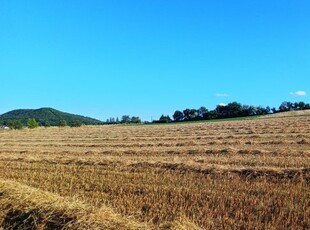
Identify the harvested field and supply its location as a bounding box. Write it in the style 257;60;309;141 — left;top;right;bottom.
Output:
0;115;310;229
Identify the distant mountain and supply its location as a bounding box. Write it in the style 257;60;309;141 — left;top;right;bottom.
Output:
0;108;103;126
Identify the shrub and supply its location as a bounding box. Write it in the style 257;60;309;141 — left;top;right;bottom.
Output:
27;118;39;129
59;120;67;127
8;120;23;130
70;120;82;127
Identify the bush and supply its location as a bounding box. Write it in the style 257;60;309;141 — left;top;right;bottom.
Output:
27;118;39;129
70;120;82;127
59;120;67;127
8;120;23;130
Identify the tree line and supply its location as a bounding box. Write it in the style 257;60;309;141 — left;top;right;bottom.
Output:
5;119;83;130
105;115;141;124
154;101;310;123
6;115;142;129
101;101;310;125
3;101;309;129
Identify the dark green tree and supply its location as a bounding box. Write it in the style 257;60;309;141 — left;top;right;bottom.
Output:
183;109;191;120
298;101;306;110
8;120;23;130
173;110;184;121
271;107;277;113
255;106;267;115
121;115;131;123
215;104;228;118
158;115;172;123
189;109;199;120
59;119;67;127
279;101;293;112
241;105;254;116
198;106;208;118
131;116;141;123
70;120;82;127
204;110;218;120
227;102;243;117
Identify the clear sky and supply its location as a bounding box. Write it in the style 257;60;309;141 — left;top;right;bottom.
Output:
1;0;309;121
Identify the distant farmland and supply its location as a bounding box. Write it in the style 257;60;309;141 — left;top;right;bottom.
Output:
0;114;309;229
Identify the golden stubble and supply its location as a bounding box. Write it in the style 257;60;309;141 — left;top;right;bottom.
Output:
0;115;309;229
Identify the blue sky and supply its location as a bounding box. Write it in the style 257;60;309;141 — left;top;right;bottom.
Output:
0;0;309;121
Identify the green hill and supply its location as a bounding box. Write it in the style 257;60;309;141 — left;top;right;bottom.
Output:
0;108;103;126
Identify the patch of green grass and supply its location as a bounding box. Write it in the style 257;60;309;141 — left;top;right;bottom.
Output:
141;115;263;126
